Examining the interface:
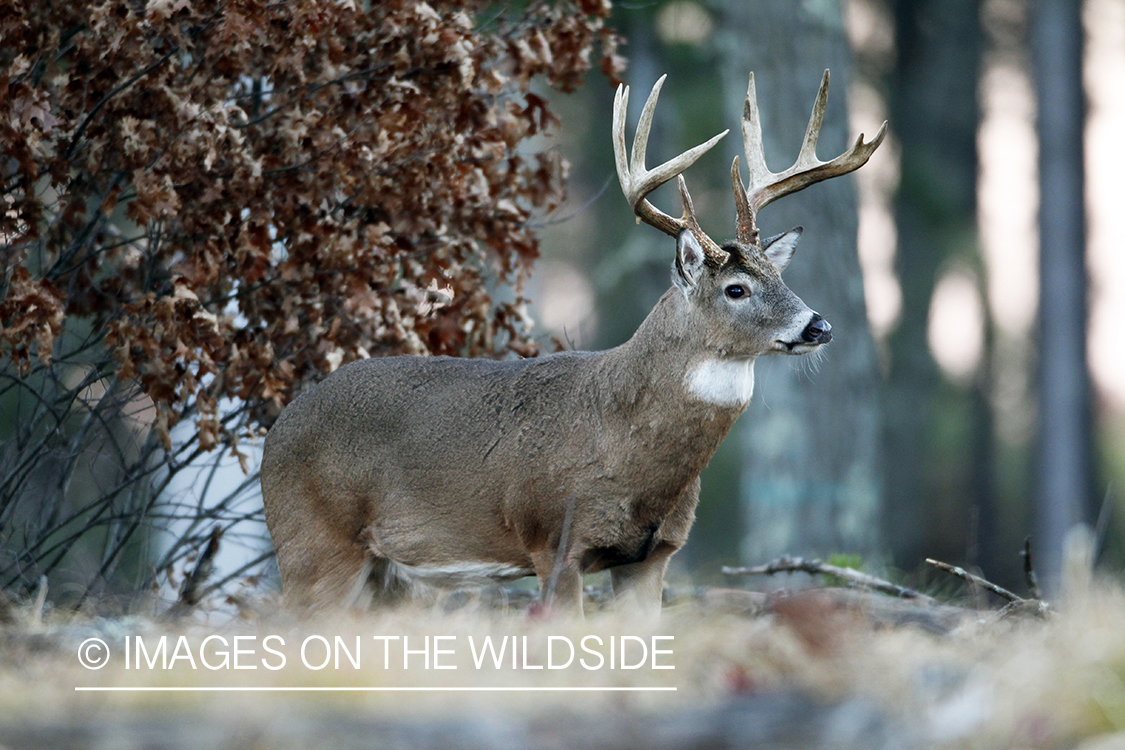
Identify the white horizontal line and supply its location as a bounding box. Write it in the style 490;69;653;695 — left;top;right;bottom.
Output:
75;686;676;692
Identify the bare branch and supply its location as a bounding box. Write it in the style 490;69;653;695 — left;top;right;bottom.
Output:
724;556;933;602
925;558;1021;602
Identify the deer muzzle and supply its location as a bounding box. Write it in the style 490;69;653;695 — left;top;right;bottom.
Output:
802;314;832;345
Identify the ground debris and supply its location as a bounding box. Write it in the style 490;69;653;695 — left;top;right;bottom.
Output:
0;692;908;750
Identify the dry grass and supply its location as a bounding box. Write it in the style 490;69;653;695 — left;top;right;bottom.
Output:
1;572;1124;749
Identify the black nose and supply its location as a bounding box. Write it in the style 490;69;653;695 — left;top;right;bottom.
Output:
802;314;832;344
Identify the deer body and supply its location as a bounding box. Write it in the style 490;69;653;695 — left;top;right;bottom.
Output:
261;71;884;614
263;274;796;611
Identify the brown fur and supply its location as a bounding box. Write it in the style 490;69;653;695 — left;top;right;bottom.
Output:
261;231;826;615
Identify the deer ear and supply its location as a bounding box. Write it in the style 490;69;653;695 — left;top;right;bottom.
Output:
674;230;706;294
762;227;803;271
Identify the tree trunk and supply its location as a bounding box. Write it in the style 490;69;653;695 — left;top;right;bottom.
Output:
883;0;984;573
714;0;884;563
1032;0;1091;595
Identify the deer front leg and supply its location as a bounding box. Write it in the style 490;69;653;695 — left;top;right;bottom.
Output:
610;542;676;616
612;479;698;615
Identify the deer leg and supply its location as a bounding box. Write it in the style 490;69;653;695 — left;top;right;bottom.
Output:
270;505;374;612
610;542;676;615
277;539;372;611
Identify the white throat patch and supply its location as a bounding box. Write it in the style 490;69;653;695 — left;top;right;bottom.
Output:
686;358;756;407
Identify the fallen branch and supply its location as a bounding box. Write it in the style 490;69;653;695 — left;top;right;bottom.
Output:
924;558;1020;601
723;556;934;603
925;557;1050;619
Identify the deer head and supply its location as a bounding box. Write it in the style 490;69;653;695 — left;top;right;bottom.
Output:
613;70;887;382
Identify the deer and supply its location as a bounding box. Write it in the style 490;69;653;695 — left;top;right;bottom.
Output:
260;70;886;616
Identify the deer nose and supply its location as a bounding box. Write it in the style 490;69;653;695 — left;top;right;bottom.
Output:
802;314;832;344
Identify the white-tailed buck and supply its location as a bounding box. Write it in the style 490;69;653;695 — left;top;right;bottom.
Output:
261;70;885;615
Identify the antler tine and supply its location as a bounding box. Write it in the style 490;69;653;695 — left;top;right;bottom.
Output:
733;69;888;244
738;72;772;204
613;76;729;262
795;69;831;170
731;155;754;244
676;175;704;234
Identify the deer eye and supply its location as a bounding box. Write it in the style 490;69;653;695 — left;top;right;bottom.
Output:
725;284;748;299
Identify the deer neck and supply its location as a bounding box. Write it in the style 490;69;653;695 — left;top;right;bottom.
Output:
600;287;753;429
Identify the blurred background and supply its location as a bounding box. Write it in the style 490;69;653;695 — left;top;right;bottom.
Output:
527;0;1125;595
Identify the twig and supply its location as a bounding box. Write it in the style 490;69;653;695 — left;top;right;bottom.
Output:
30;575;48;629
1094;484;1114;562
62;49;179;159
723;556;934;602
525;171;615;229
177;526;223;607
1021;537;1042;601
995;598;1052;620
925;558;1023;602
62;7;225;159
544;495;577;604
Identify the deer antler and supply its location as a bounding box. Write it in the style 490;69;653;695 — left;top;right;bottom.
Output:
732;69;888;245
613;75;729;265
